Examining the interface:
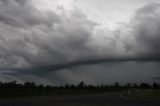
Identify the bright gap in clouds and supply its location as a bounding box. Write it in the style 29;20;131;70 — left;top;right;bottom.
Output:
33;0;160;30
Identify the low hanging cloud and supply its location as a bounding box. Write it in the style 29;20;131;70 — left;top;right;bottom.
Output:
0;0;160;84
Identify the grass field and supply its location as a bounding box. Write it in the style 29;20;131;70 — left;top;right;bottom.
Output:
124;89;160;99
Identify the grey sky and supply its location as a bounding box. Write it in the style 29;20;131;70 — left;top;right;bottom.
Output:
0;0;160;85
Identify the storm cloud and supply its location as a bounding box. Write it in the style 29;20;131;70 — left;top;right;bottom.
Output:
122;3;160;58
0;0;96;67
0;0;160;84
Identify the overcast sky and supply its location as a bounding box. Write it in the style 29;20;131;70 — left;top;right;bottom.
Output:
0;0;160;85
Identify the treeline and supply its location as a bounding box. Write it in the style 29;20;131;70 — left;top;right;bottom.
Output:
0;81;160;97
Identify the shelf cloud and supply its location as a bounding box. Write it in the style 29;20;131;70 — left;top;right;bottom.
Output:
0;0;160;85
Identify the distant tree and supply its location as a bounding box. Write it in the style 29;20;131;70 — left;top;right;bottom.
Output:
153;82;160;89
12;80;17;84
38;84;44;89
140;83;150;89
125;83;131;88
77;81;85;88
24;82;36;88
70;84;75;89
100;84;104;88
0;81;3;88
87;85;95;89
65;83;70;88
133;83;138;88
45;85;53;92
114;82;120;88
6;80;18;88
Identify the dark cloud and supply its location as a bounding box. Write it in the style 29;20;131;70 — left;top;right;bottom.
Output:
14;0;29;5
122;3;160;58
4;61;159;85
0;1;160;84
152;77;160;80
2;56;160;77
0;0;97;70
0;0;60;28
135;3;160;53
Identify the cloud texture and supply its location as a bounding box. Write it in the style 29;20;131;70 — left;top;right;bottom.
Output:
0;0;160;84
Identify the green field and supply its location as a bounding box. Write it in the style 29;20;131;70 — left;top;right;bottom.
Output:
124;89;160;99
